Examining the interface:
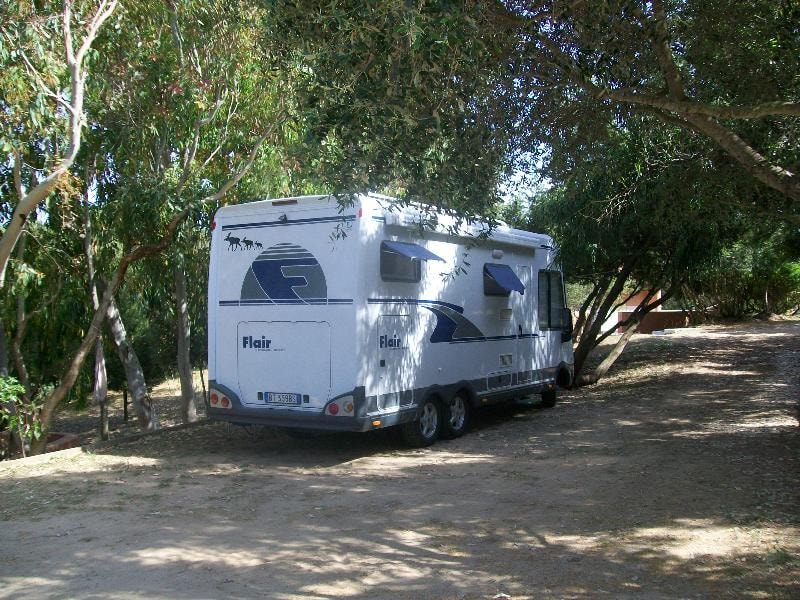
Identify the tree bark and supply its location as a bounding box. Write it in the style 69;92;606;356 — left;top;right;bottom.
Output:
82;177;109;440
576;286;675;386
578;320;640;386
94;339;109;440
572;266;632;379
572;279;603;342
10;233;31;400
105;295;159;431
0;320;8;377
174;256;198;423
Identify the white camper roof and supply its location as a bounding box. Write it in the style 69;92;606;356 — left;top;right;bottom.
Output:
216;193;554;250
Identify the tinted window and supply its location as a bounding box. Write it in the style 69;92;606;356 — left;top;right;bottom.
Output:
484;264;511;296
380;242;421;282
538;270;565;329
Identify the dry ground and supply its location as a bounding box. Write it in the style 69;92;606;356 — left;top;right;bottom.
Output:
0;321;798;599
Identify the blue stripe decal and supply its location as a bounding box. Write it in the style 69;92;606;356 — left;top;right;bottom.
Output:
222;215;356;231
449;334;538;344
220;298;353;306
367;298;465;313
368;297;539;344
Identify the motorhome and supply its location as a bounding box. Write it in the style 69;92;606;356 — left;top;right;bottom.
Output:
207;193;574;446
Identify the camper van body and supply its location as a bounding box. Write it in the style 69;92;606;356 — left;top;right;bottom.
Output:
207;194;573;440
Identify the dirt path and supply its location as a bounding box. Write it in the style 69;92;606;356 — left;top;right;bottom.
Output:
1;321;798;599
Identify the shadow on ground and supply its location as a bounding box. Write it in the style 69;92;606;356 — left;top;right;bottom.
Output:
1;322;798;599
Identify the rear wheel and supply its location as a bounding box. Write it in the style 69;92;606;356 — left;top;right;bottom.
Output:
541;389;557;408
401;397;441;447
441;393;469;439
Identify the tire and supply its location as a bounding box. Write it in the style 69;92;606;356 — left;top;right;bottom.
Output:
441;393;469;439
541;389;557;408
401;397;441;447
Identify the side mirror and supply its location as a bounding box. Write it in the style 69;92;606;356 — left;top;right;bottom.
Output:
561;308;574;343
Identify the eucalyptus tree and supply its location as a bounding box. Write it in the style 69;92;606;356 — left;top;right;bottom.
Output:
13;0;288;451
271;0;515;213
88;0;299;427
0;0;119;288
492;0;800;219
529;116;741;384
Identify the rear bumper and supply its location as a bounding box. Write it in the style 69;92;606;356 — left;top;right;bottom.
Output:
208;407;373;432
206;381;414;432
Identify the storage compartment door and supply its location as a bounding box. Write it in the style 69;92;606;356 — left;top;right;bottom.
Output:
375;315;414;410
237;321;330;409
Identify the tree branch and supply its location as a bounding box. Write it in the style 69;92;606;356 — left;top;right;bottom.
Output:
650;0;684;98
682;113;799;202
200;125;277;204
599;89;800;119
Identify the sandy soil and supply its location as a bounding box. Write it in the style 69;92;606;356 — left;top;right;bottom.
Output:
0;321;798;599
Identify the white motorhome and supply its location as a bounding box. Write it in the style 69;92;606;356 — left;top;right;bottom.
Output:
207;193;574;446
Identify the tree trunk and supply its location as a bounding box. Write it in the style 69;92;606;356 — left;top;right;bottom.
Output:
576;286;674;387
0;320;8;378
572;279;603;342
105;296;159;430
578;320;641;386
572;266;632;379
174;257;198;423
10;233;32;400
577;277;610;342
82;161;109;440
94;340;109;440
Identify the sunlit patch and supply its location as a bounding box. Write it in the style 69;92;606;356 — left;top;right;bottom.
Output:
130;545;263;567
544;520;800;563
0;453;162;481
338;451;496;476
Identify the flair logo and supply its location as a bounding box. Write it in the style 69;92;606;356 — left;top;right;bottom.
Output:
379;334;404;349
242;335;272;350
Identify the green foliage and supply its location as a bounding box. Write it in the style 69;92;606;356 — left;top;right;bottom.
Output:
682;226;800;318
531;116;734;292
274;0;512;214
499;0;800;215
0;376;42;451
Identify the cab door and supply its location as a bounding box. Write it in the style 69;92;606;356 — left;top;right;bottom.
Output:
536;270;567;369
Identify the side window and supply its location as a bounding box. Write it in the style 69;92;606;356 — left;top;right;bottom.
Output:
549;272;565;329
538;271;549;329
538;270;566;329
484;265;511;297
380;242;421;282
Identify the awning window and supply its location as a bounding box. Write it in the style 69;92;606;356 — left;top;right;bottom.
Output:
381;240;444;262
484;263;525;295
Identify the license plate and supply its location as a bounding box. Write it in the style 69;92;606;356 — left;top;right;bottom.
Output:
266;392;301;405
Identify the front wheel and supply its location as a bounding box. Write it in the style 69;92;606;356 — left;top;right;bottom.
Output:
401;397;441;447
441;393;469;439
541;389;557;408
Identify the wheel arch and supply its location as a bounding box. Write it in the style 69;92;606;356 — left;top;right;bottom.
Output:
556;363;574;389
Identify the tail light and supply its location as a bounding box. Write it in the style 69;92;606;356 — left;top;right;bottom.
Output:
209;389;232;409
325;395;355;417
